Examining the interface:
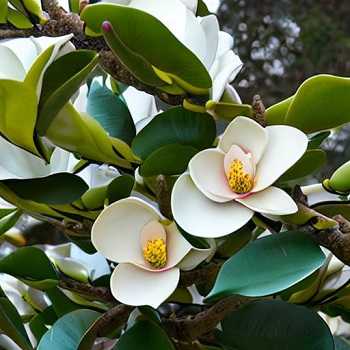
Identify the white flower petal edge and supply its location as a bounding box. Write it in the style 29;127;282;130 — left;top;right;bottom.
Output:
218;116;268;164
236;186;298;215
110;263;180;308
91;197;160;265
253;125;308;192
189;148;236;202
171;173;254;238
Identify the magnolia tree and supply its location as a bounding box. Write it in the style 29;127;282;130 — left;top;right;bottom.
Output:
0;0;350;349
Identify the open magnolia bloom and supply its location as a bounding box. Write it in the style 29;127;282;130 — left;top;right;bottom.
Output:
102;0;242;102
172;116;308;238
92;197;212;308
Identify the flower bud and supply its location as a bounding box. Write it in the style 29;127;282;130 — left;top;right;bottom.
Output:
323;160;350;194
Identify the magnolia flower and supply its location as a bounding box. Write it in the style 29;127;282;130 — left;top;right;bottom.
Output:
172;116;308;238
92;197;212;308
102;0;242;102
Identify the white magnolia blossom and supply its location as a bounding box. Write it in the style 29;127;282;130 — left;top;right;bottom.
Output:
172;116;308;238
102;0;242;102
92;197;212;308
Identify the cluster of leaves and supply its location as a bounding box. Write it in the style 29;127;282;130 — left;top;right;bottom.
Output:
1;0;350;349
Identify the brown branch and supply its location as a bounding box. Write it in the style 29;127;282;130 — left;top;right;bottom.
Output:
179;262;222;288
162;295;259;342
58;275;116;304
252;94;266;126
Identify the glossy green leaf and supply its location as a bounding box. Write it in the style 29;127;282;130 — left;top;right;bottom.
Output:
7;8;33;29
37;50;99;135
0;286;33;350
0;80;40;156
116;320;175;350
279;149;327;182
206;231;325;302
132;107;216;159
46;103;132;168
139;144;198;176
205;100;252;120
81;4;211;92
46;287;81;317
312;201;350;221
308;131;331;149
29;306;57;343
2;173;88;205
38;309;101;350
266;75;350;133
87;80;136;145
0;247;58;289
107;174;134;204
0;0;7;22
0;209;22;236
218;300;334;350
197;0;211;15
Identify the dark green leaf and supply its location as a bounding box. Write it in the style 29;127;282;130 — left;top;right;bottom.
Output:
312;201;350;221
81;4;211;91
132;107;216;160
0;287;33;350
37;50;99;135
334;337;350;350
279;149;327;182
116;320;175;350
218;300;334;350
46;287;82;317
87;80;136;145
2;173;88;205
38;309;101;350
29;306;57;343
0;209;22;236
139;144;198;176
308;131;331;149
197;0;211;15
206;231;325;302
0;247;58;289
107;175;134;204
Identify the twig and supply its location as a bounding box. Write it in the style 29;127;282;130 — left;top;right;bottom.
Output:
179;262;222;287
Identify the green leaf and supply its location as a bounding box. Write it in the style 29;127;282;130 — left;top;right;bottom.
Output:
218;300;334;350
2;173;89;205
279;149;327;182
312;201;350;221
308;131;331;149
0;0;7;22
0;209;22;236
38;309;101;350
205;101;252;120
29;306;57;343
37;50;99;135
196;0;211;16
132;107;216;160
46;287;82;317
116;320;175;350
107;175;134;204
139;144;198;176
0;80;40;156
46;103;133;168
266;75;350;133
0;247;58;290
0;287;33;350
81;4;211;92
206;231;325;302
7;8;33;29
86;80;136;145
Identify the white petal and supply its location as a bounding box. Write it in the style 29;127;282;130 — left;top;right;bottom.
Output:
217;31;234;57
219;116;268;164
224;145;255;178
92;197;160;264
210;50;242;101
122;86;158;132
237;186;298;215
129;0;208;65
140;220;167;248
178;247;212;271
171;173;254;238
199;15;219;69
0;38;37;80
74;84;88;113
189;148;236;202
110;264;180;308
49;147;72;174
180;0;197;12
253;126;308;192
79;164;120;188
224;84;242;104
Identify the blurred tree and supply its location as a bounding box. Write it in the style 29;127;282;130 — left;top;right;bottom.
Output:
218;0;350;106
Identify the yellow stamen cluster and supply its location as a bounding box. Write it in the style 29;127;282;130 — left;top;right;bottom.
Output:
143;238;167;269
227;159;254;193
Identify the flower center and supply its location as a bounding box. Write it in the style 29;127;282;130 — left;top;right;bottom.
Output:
227;159;254;194
143;238;167;269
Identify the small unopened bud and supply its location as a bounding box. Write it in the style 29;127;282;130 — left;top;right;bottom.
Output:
102;21;112;33
323;160;350;194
